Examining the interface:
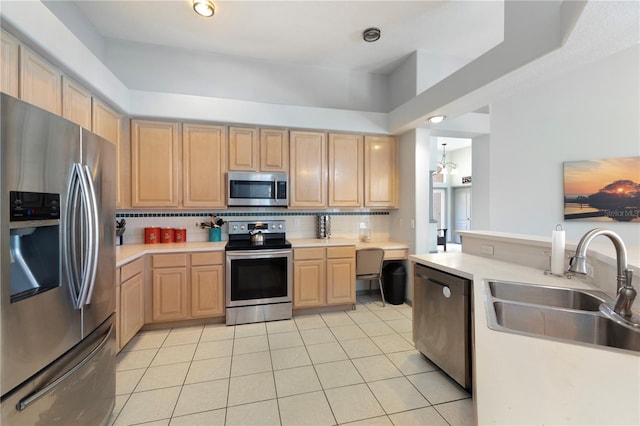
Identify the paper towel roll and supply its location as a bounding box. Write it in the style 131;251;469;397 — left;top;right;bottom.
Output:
551;227;565;275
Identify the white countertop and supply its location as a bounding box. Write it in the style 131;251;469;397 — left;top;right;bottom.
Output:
410;252;640;425
116;239;408;266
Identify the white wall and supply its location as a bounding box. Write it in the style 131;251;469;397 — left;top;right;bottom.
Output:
471;134;491;230
106;39;390;113
477;44;640;246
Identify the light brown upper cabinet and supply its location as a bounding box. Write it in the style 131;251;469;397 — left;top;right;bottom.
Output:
364;135;398;208
259;128;289;172
289;131;327;208
328;133;363;207
20;47;61;115
62;76;92;129
182;123;226;208
131;120;180;208
1;30;19;97
228;126;258;171
92;99;123;207
228;127;289;172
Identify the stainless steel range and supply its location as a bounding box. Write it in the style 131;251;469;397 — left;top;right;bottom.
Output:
225;220;292;325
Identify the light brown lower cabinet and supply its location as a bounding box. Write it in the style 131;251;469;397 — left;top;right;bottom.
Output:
151;251;225;323
293;246;355;308
190;252;225;317
118;258;145;351
325;246;356;305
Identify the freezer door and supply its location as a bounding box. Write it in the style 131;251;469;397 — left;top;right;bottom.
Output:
1;315;116;426
79;129;115;338
1;94;82;396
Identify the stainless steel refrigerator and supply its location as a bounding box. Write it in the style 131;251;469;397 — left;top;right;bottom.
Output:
0;94;116;425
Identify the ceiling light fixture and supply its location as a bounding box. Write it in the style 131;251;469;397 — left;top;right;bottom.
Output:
363;27;381;42
433;143;457;176
427;115;446;124
193;0;215;17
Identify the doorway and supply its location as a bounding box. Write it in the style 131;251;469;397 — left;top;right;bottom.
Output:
453;187;471;243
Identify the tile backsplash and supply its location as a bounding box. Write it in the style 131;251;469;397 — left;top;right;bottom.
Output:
115;210;390;245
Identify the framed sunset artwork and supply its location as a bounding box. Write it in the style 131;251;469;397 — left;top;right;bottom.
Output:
563;156;640;222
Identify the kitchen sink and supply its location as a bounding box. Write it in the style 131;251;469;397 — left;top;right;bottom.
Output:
491;301;640;352
484;280;640;353
487;280;607;311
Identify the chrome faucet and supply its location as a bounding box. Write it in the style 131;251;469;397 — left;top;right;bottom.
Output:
568;228;636;318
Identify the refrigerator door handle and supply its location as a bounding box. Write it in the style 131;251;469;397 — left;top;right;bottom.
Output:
75;163;97;308
15;324;113;412
80;164;99;306
64;163;84;308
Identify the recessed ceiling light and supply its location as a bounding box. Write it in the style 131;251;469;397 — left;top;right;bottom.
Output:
193;0;215;17
363;27;381;43
427;115;446;124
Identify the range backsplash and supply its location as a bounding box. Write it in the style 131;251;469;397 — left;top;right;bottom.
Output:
115;210;390;245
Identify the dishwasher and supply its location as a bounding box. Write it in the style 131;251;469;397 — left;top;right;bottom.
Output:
413;264;472;391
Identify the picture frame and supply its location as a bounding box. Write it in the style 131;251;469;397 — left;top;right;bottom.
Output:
563;156;640;222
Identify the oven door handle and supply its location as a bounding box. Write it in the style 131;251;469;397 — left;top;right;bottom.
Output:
226;250;292;257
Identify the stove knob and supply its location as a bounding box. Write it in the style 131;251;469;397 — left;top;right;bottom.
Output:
271;224;276;229
278;224;283;229
240;225;245;230
232;224;238;231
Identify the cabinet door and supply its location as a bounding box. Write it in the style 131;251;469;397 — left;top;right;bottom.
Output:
131;120;180;207
20;47;62;115
191;265;224;317
293;260;325;308
1;30;19;97
326;258;355;305
183;123;226;207
289;131;327;207
152;267;187;321
62;76;92;129
228;126;258;171
329;133;363;207
120;273;145;348
260;129;289;172
92;99;123;207
364;136;398;208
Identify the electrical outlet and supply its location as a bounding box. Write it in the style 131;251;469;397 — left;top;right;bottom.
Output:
481;245;494;256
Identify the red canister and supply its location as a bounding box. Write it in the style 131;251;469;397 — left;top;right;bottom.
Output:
144;227;160;244
160;228;174;243
174;228;187;242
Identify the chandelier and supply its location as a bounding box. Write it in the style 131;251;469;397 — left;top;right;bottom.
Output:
433;143;457;175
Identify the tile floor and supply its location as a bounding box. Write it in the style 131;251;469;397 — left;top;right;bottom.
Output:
110;295;473;425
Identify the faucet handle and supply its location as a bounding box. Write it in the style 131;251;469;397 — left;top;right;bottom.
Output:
622;268;634;289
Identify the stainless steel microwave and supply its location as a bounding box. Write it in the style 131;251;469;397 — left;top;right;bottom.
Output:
227;172;288;207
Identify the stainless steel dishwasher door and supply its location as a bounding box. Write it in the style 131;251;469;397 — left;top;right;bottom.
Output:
413;264;471;390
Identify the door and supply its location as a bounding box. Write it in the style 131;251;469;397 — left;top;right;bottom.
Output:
1;316;115;426
453;187;471;243
80;129;115;338
1;94;81;397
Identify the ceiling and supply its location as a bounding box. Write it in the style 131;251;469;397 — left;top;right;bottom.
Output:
45;0;504;75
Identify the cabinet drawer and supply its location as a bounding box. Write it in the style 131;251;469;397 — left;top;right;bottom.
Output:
191;251;223;266
121;258;144;282
384;249;408;260
294;247;324;260
152;253;187;268
327;246;355;259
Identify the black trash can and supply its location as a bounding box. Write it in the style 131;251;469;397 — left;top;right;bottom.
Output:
382;263;406;305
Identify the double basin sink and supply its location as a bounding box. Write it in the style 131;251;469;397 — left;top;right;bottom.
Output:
485;280;640;353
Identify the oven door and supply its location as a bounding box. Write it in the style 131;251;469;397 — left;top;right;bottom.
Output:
226;249;292;308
